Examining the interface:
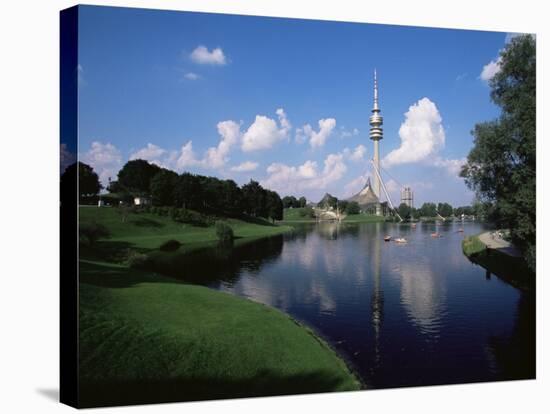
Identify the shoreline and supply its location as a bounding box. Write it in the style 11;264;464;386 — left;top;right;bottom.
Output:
462;232;534;291
78;207;360;405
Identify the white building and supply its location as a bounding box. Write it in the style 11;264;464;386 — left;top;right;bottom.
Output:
133;196;151;206
400;187;414;208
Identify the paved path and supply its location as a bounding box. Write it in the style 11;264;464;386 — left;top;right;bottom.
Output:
478;231;522;257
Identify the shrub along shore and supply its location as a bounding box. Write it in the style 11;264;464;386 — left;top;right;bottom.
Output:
78;206;360;406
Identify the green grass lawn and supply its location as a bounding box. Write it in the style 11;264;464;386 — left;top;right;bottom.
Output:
462;234;534;291
80;206;293;250
343;214;385;223
78;207;360;406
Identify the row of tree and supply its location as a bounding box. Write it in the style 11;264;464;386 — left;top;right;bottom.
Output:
396;202;475;220
68;159;284;222
282;195;307;209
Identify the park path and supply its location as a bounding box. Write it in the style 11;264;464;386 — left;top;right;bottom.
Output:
478;231;522;257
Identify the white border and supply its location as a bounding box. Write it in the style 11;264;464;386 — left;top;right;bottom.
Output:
0;1;546;413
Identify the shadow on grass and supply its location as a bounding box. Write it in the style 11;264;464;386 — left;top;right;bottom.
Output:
130;217;164;228
237;214;278;227
79;234;284;288
80;260;181;288
79;370;354;408
80;240;148;264
146;235;284;285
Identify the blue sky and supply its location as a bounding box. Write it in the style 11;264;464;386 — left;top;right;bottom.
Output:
75;5;512;207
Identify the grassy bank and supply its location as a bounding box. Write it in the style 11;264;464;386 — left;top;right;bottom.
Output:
80;207;293;250
462;234;534;291
78;207;360;406
344;214;385;223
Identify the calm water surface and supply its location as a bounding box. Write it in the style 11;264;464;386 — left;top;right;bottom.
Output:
165;221;535;388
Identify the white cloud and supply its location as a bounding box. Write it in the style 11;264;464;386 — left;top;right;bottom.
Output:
184;72;200;80
340;127;359;138
343;144;366;162
344;174;369;197
130;143;167;165
204;120;242;168
241;109;290;152
190;45;227;65
455;73;467;81
384;98;445;167
296;118;337;148
80;141;122;186
480;57;502;81
433;157;466;176
261;152;346;194
176;141;200;170
230;161;259;172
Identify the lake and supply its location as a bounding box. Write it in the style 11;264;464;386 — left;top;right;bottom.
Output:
164;221;535;388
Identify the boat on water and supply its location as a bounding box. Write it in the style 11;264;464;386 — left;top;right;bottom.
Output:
411;223;417;228
394;237;407;243
431;232;441;238
457;228;464;233
384;235;392;242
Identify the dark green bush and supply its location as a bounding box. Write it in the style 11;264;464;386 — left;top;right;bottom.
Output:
159;239;182;252
299;206;315;218
79;221;110;246
215;221;234;243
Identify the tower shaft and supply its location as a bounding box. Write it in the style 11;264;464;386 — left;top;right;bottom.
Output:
369;69;383;216
373;139;380;200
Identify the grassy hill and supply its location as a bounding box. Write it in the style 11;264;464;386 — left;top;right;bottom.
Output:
80;206;292;250
78;207;360;406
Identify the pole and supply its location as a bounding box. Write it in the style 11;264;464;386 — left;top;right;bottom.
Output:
370;159;403;222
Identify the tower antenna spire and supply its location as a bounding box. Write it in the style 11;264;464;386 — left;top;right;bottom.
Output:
373;69;379;110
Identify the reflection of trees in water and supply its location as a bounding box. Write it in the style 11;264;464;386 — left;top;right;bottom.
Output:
148;235;284;285
486;293;535;380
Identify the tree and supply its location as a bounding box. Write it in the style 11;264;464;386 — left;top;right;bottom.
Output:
437;202;453;218
346;201;361;215
397;203;411;220
298;197;307;208
62;162;101;203
265;190;283;222
242;180;265;217
117;159;161;196
454;206;474;217
419;202;437;218
460;35;535;270
150;169;178;206
299;206;315;218
338;200;349;213
174;173;201;210
220;179;244;216
282;196;298;209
